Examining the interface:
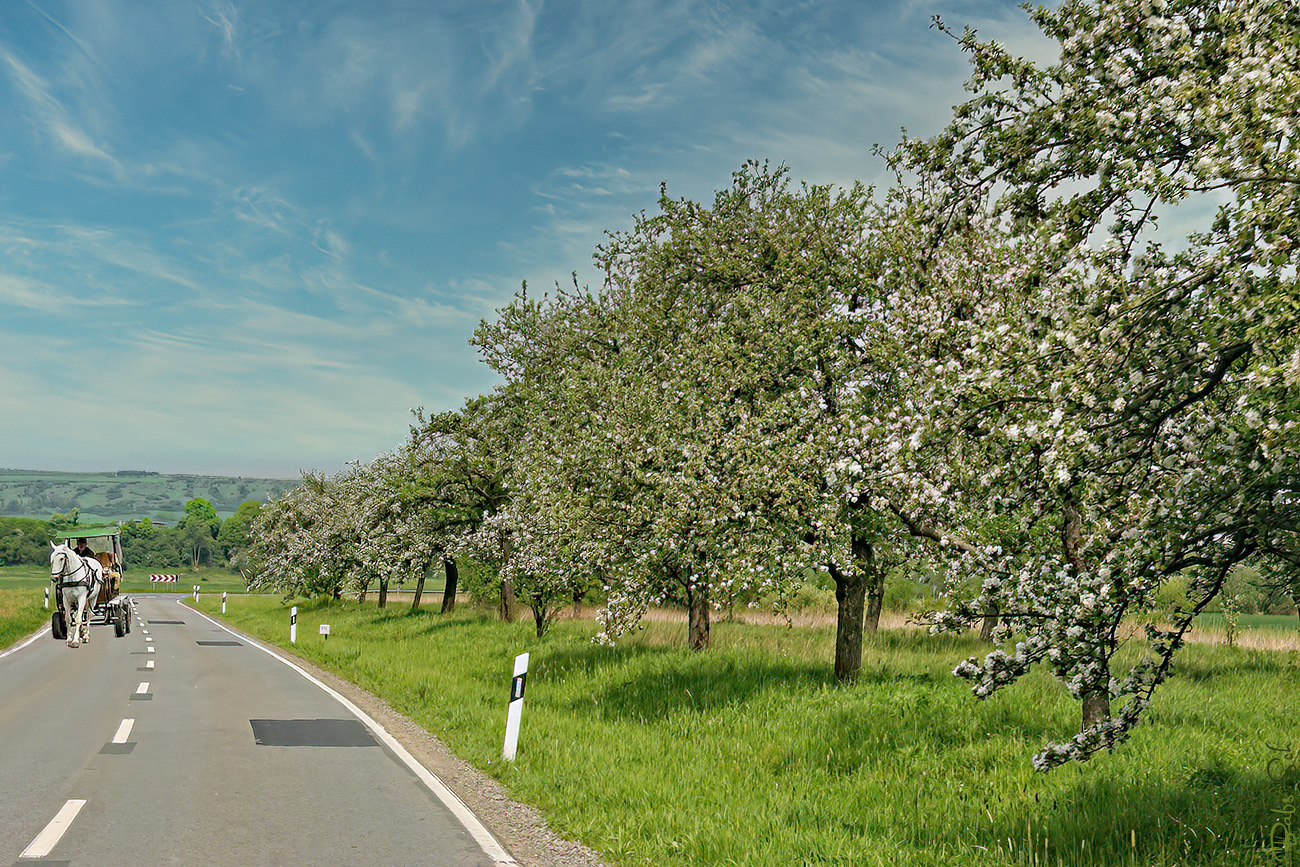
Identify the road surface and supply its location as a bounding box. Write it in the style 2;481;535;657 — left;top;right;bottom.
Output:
0;595;515;866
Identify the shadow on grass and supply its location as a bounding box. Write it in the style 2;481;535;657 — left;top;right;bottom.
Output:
979;764;1299;865
544;642;837;722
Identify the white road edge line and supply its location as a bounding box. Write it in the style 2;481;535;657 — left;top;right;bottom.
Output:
21;798;86;859
113;719;135;744
181;601;520;866
0;628;47;662
136;682;150;695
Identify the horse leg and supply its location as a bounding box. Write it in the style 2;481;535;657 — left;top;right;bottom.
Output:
65;590;79;647
82;584;93;644
68;589;85;647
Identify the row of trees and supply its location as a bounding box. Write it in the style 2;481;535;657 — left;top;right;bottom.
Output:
0;517;63;565
248;0;1297;769
120;499;262;569
0;499;263;569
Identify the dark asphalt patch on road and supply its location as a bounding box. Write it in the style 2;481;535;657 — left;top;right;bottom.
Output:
249;719;378;747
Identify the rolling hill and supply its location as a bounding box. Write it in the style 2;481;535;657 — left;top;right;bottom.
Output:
0;468;297;524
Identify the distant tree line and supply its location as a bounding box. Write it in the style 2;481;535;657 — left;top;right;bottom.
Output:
0;518;59;566
120;499;262;569
0;498;262;570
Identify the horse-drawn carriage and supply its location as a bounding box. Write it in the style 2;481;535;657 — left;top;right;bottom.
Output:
49;526;132;644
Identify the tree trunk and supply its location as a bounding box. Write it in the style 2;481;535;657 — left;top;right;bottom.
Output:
498;535;516;622
1064;490;1111;728
863;543;884;632
829;532;874;681
572;585;584;619
499;576;516;622
1083;691;1111;728
687;578;710;652
979;600;1000;642
532;597;548;638
830;563;866;683
440;557;458;614
411;561;427;611
377;576;388;609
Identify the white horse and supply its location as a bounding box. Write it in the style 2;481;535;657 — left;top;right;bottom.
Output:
49;543;103;648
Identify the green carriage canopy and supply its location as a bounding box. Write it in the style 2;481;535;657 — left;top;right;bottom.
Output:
56;525;124;567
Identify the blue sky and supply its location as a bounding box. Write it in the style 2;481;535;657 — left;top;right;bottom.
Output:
0;0;1041;478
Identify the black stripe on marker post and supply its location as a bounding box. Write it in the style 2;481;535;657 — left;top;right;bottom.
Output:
510;672;527;702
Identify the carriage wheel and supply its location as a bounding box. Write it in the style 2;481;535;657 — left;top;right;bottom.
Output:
51;611;66;640
113;606;127;637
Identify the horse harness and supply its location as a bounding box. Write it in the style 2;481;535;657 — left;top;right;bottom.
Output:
52;550;97;589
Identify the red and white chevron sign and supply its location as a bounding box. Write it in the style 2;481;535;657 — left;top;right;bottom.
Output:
149;574;178;582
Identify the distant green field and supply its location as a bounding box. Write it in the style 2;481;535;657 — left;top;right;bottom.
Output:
1198;612;1300;632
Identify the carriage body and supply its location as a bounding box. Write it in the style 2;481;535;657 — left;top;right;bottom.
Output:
51;526;131;639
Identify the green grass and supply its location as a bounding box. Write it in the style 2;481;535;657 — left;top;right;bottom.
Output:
189;595;1299;867
0;587;50;648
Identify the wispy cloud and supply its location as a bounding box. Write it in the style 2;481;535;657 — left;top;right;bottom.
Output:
0;0;1052;477
0;44;122;175
202;0;241;58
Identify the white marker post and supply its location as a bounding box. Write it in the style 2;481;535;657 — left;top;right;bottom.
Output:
502;652;529;762
319;624;330;641
290;606;298;644
44;587;49;610
221;591;227;614
193;585;200;602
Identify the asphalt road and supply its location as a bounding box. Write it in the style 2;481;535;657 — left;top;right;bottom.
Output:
0;595;514;867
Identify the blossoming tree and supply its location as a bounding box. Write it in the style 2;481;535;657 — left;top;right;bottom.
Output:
892;0;1300;768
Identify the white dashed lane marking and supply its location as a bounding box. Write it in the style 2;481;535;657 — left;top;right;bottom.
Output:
20;798;85;859
113;719;135;744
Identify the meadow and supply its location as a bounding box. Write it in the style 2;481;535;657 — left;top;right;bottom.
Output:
177;595;1300;867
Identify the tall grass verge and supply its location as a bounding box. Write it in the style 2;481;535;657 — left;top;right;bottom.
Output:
0;588;51;649
194;596;1298;867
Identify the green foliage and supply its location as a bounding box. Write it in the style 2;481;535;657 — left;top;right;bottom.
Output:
1222;594;1243;648
450;557;500;606
0;517;53;565
120;517;187;568
183;497;219;525
882;569;931;613
217;500;262;562
48;508;79;533
1153;576;1191;621
761;576;836;617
